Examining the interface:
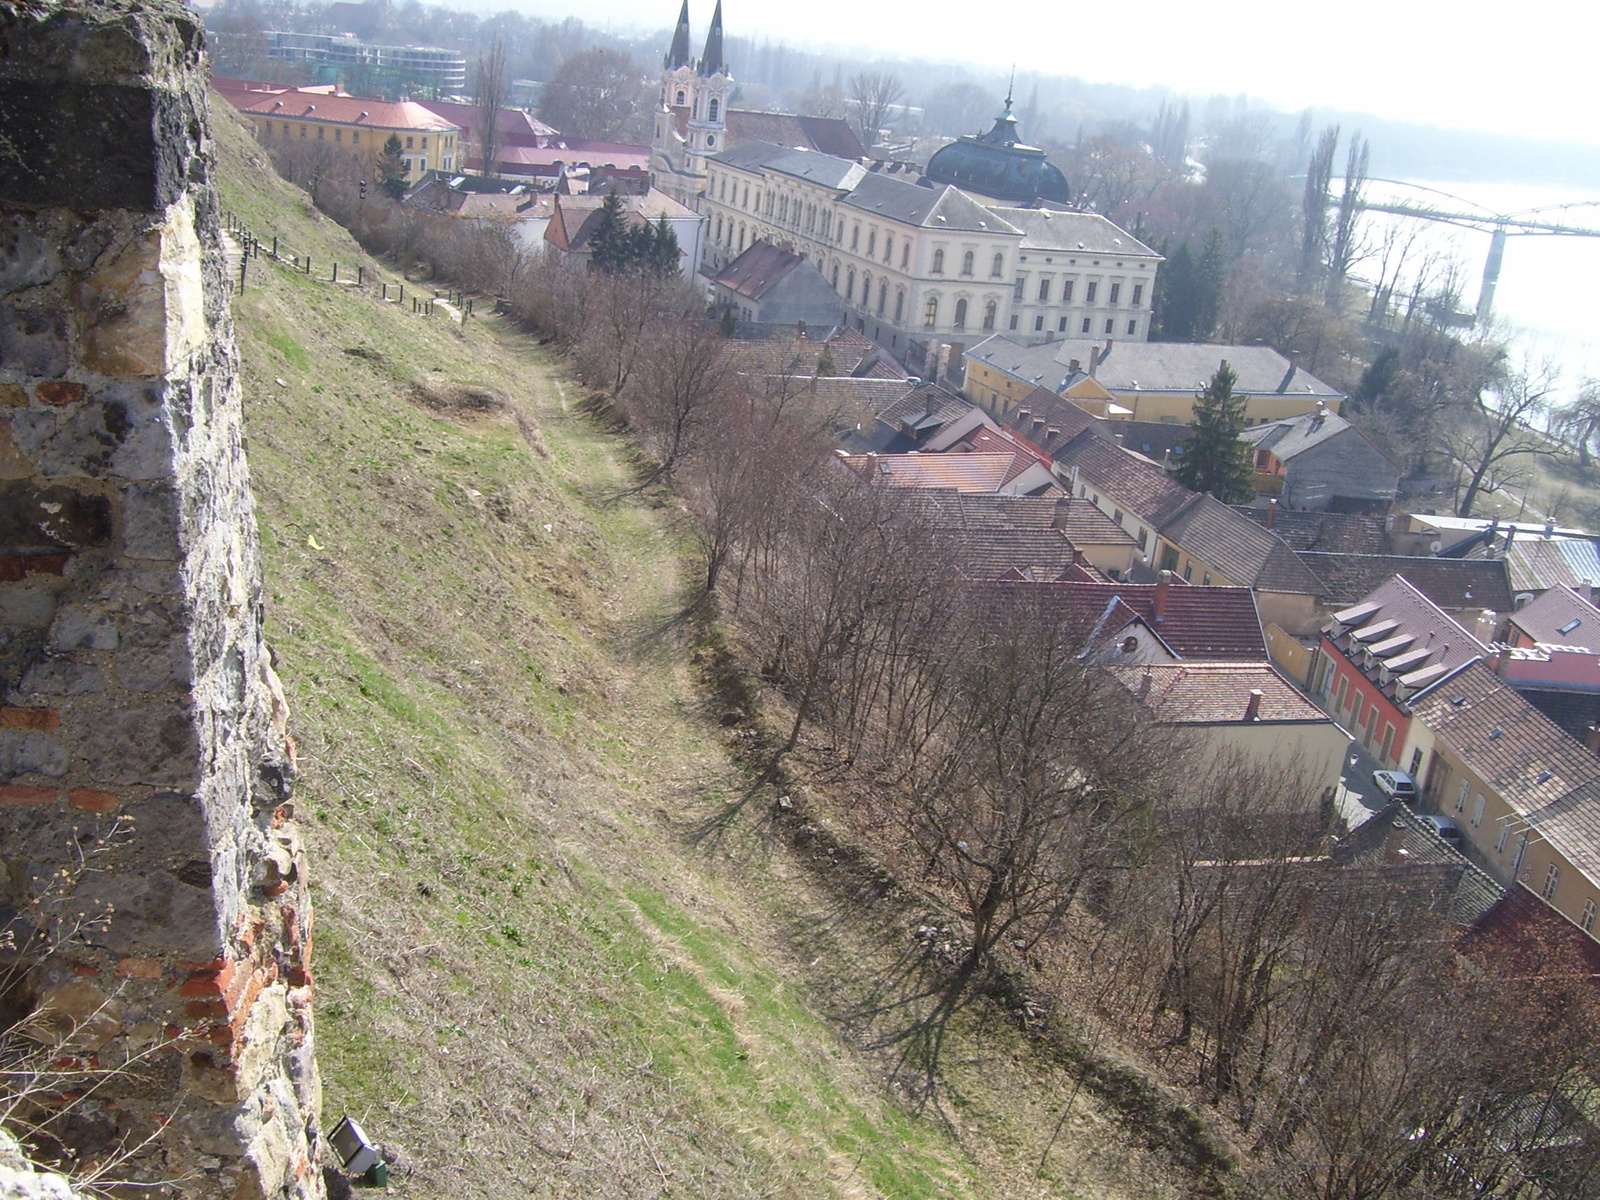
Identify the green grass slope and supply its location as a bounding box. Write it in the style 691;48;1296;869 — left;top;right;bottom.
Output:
214;106;1196;1200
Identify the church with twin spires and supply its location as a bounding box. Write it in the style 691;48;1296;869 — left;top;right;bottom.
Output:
650;0;733;210
649;2;867;211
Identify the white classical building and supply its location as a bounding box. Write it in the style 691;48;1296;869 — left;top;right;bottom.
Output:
697;140;1160;376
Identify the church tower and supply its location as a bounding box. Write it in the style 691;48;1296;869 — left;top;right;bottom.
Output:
650;0;731;210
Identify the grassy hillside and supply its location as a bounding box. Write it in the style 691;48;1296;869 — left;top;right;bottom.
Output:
214;106;1200;1200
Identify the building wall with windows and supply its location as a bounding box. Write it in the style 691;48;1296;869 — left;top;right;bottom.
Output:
238;89;460;184
698;146;1154;374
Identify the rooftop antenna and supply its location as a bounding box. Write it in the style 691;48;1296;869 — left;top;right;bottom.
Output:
1006;66;1015;111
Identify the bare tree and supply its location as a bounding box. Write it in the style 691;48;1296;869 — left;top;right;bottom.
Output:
848;70;904;151
621;317;731;485
1451;354;1558;517
1325;132;1369;307
538;48;641;140
1555;377;1600;469
475;35;508;177
1299;125;1338;292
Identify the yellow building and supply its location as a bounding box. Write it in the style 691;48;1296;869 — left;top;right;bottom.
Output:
965;335;1344;425
1401;661;1600;942
232;87;460;184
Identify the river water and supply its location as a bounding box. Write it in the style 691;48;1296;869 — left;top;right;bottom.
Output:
1361;179;1600;400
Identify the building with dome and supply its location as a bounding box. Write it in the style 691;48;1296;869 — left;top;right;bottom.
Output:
922;96;1074;207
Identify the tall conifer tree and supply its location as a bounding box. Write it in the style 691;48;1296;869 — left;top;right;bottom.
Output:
1174;363;1254;504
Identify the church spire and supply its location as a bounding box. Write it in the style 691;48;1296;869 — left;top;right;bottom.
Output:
697;0;726;77
664;0;692;70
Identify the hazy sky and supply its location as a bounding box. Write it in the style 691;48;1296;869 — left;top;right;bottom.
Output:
508;0;1597;146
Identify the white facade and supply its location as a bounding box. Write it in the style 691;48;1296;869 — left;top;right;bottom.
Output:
698;146;1158;374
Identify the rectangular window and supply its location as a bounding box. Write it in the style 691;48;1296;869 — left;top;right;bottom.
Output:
1495;822;1510;853
1409;748;1424;775
1583;899;1597;933
352;131;359;144
1086;281;1098;303
1058;317;1068;332
1470;793;1486;828
1159;545;1180;572
1128;319;1138;336
851;224;860;250
406;136;414;149
1137;527;1148;550
1132;283;1144;306
1080;317;1091;333
421;137;428;149
443;155;451;170
1182;562;1193;582
1038;278;1050;302
1109;282;1121;304
317;126;324;139
1013;277;1024;300
334;128;341;141
1112;509;1123;524
1008;315;1019;330
1062;280;1073;303
1034;315;1044;331
1381;723;1395;762
1544;863;1562;900
924;297;937;328
1456;780;1470;813
1202;572;1212;586
1105;318;1115;334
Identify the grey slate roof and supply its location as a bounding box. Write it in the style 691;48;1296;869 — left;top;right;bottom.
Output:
1068;341;1344;397
1160;494;1327;595
1502;537;1600;594
990;207;1160;259
1323;576;1489;700
840;174;1022;234
1232;506;1390;554
1239;408;1354;458
1300;553;1515;613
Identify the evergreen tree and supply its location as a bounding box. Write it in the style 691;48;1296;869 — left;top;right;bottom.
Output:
1173;363;1254;504
650;215;680;277
1193;228;1228;341
587;190;632;275
589;194;682;277
1151;240;1193;340
377;133;408;200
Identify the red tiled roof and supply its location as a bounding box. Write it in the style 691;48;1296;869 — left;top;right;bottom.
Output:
713;241;805;301
725;110;865;159
968;579;1265;660
414;99;556;144
840;453;1030;493
1109;662;1328;724
1056;497;1136;547
1324;576;1489;702
238;88;458;132
1054;429;1193;526
1302;552;1514;612
1509;585;1600;650
1000;387;1097;458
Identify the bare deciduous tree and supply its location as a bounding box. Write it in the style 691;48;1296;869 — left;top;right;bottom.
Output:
1451;353;1558;517
848;70;903;151
475;35;508;176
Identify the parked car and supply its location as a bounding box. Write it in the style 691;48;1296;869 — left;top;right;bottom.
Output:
1372;769;1418;802
1418;814;1463;845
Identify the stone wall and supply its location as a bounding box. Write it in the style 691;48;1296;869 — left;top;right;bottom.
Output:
0;3;322;1196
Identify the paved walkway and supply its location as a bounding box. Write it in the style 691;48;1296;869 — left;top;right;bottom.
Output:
1333;736;1395;831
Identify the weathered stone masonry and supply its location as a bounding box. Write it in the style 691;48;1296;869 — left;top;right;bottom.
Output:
0;2;322;1196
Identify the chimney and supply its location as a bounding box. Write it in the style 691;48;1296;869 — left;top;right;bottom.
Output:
1113;433;1124;448
1244;689;1264;722
1544;516;1556;540
1072;547;1084;566
1587;725;1600;757
1068;357;1081;373
1154;570;1173;620
1089;346;1101;376
1504;526;1516;557
1474;609;1499;646
1138;669;1154;700
1267;497;1278;529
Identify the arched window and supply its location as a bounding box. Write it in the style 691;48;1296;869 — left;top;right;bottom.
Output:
931;248;944;274
846;268;855;302
953;298;967;329
877;282;887;316
738;223;746;251
982;300;996;330
961;250;974;276
894;289;904;322
675;89;686;106
708;98;719;121
714;214;722;240
884;235;893;264
924;296;938;328
991;252;1004;278
901;242;909;269
832;263;840;290
862;273;872;308
867;230;876;257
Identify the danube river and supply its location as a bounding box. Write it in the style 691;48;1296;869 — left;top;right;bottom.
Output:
1362;179;1600;400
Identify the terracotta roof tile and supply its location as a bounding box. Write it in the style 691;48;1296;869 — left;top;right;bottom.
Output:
1323;576;1489;702
973;579;1264;660
1509;585;1600;649
1233;506;1390;554
1109;662;1328;723
1054;429;1192;525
